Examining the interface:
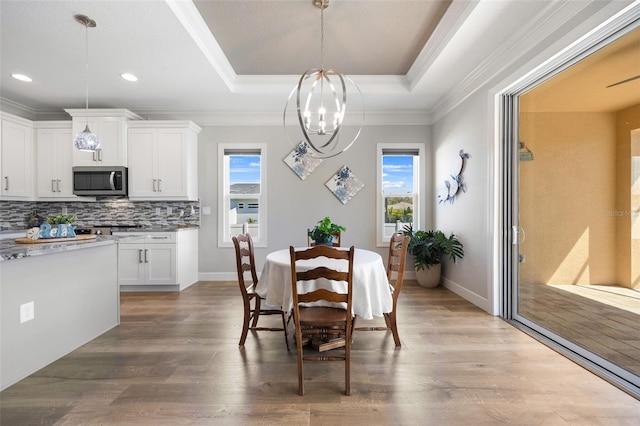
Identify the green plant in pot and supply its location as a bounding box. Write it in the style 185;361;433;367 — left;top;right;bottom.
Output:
47;214;76;225
308;216;346;246
402;224;464;288
43;214;77;238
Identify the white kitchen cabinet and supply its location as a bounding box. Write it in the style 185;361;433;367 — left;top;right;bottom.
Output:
118;237;177;285
35;122;75;198
0;113;34;200
65;109;142;167
127;121;200;201
114;229;198;291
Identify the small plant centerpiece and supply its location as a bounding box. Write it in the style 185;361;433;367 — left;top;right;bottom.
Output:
402;224;464;288
40;214;77;238
47;214;76;225
308;216;346;246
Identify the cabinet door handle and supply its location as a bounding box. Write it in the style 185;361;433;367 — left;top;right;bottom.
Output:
144;249;149;263
57;179;61;192
51;179;56;192
4;176;8;191
92;151;97;161
98;149;103;162
153;179;157;192
138;249;143;263
157;179;162;192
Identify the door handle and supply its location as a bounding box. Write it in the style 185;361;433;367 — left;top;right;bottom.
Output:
57;179;61;192
512;225;526;245
157;179;162;192
98;149;103;161
51;179;56;192
153;179;157;192
138;249;143;263
109;172;116;190
92;151;97;161
144;249;149;263
4;176;8;191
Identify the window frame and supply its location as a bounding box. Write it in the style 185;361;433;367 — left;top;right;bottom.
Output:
218;143;267;247
376;143;426;246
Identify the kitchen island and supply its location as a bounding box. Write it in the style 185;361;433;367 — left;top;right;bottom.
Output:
0;235;121;390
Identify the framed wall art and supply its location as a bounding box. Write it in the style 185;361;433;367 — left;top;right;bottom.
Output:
283;140;323;180
325;166;364;205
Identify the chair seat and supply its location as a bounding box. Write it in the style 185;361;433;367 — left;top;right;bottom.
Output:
299;306;348;326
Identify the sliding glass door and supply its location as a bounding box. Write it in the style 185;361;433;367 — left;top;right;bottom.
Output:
502;25;640;397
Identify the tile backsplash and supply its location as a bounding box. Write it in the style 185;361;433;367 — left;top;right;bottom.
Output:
0;199;200;230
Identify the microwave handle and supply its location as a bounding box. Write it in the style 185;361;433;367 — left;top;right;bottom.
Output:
109;172;116;191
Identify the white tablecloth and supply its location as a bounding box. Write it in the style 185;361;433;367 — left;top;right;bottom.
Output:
257;247;392;320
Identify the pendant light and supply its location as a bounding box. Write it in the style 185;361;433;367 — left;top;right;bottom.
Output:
73;14;100;151
283;0;364;159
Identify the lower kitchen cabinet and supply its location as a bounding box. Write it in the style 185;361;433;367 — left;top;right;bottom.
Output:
114;229;198;291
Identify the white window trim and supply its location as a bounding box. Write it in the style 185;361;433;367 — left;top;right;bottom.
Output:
218;143;268;248
376;143;426;247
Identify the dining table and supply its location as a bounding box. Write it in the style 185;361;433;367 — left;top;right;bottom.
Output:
257;247;393;320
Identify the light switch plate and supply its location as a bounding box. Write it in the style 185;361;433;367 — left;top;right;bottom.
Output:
20;301;34;323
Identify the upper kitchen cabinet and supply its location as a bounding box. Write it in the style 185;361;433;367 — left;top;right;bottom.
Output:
35;122;76;199
127;121;200;201
1;113;34;200
65;109;142;167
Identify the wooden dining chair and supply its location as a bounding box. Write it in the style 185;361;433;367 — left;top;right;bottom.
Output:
307;229;341;247
289;245;355;396
352;232;409;347
232;233;289;350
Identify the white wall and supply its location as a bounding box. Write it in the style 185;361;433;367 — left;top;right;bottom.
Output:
430;1;638;314
197;124;431;281
432;91;492;310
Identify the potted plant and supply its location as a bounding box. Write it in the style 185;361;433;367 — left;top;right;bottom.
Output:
47;214;76;225
308;216;346;246
402;224;464;288
43;214;77;238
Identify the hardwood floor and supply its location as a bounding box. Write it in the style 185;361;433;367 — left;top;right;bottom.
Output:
519;282;640;377
1;281;639;425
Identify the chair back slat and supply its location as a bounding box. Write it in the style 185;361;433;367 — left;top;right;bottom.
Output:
297;267;349;282
298;288;349;304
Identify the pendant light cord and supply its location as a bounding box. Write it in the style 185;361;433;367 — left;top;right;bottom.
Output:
84;22;89;126
320;5;324;71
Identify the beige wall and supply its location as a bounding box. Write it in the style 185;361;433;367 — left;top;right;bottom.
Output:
518;112;617;286
616;104;640;289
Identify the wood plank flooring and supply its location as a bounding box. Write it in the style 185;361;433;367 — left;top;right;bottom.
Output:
1;281;639;425
519;282;640;377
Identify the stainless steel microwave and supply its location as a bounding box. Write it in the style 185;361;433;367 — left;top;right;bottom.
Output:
72;166;128;196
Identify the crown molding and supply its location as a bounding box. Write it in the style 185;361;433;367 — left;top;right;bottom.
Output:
429;0;638;122
134;109;432;127
407;0;480;90
166;0;237;89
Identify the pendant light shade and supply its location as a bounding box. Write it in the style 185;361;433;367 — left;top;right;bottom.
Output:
73;14;100;152
283;0;363;159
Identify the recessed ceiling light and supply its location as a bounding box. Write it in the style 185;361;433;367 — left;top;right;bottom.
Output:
120;73;138;82
11;73;32;82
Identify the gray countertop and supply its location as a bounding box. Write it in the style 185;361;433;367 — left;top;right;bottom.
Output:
0;226;198;262
0;235;119;262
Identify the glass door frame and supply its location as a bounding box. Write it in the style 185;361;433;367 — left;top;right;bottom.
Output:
499;8;640;398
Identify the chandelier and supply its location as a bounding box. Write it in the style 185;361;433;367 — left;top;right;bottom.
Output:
73;14;100;152
283;0;364;159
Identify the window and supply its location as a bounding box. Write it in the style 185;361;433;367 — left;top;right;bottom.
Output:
376;144;425;246
218;144;267;246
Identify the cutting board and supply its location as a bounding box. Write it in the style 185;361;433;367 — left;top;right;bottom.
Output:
14;235;98;244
